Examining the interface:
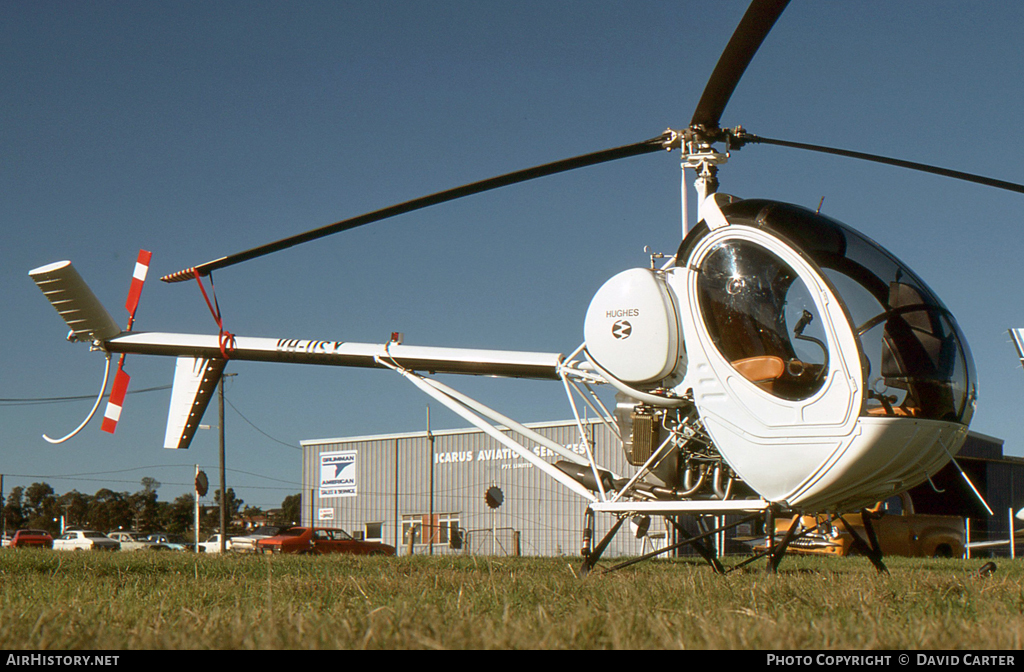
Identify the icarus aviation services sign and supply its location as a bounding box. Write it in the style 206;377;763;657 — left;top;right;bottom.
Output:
319;450;357;498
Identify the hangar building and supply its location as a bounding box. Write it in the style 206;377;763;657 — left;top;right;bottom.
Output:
300;418;657;558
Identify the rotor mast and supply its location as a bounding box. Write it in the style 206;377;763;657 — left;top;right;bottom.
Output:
664;126;731;235
680;134;729;233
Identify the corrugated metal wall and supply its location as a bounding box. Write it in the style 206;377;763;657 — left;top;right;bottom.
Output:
302;419;651;557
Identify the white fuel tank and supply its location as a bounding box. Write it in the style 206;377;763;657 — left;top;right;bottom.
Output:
584;268;681;385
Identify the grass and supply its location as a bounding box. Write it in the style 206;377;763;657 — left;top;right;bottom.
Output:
0;550;1022;649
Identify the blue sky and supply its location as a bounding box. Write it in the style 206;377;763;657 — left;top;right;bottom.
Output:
4;1;1024;512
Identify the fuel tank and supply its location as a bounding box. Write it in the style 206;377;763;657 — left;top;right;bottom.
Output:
584;268;682;385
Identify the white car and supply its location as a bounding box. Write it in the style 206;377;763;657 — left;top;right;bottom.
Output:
197;534;232;553
228;526;284;553
53;530;120;551
107;531;170;551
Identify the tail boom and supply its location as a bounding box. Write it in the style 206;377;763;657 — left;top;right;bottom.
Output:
107;332;563;380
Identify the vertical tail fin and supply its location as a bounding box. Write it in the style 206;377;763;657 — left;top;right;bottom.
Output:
164;356;227;450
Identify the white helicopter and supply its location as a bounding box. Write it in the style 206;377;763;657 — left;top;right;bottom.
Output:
29;0;1022;574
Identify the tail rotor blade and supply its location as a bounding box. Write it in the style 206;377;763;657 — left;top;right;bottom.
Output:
125;250;152;322
103;250;152;435
101;360;131;434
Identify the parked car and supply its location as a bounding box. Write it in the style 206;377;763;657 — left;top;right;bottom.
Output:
53;530;120;551
107;531;171;551
257;526;396;556
228;525;285;553
143;533;194;551
197;534;232;553
10;529;53;549
1;533;11;548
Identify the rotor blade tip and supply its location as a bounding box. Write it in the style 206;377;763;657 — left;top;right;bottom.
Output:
160;267;198;284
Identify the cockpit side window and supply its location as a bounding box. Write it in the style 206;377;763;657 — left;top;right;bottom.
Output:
697;240;829;401
721;200;974;424
868;282;962;420
690;199;976;424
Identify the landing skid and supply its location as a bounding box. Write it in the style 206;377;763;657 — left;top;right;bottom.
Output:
579;505;890;576
580;510;763;576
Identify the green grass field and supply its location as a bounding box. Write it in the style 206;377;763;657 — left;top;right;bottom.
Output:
0;550;1021;650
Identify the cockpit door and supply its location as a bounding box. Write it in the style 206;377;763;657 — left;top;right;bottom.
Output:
671;225;864;504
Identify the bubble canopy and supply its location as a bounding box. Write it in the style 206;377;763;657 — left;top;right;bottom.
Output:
679;199;976;425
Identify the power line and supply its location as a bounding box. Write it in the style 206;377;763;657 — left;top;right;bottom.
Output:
2;465;299;489
0;385;171;406
225;397;300;450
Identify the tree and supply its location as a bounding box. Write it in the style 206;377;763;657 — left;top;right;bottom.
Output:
3;487;25;532
163;493;195;534
128;488;161;532
23;482;58;532
88;489;133;532
205;488;244;533
240;504;264;521
140;477;161;495
57;490;90;530
281;494;301;525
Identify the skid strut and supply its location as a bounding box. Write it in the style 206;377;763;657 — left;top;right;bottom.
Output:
839;509;889;574
580;510;624;576
764;510;800;573
668;516;725;574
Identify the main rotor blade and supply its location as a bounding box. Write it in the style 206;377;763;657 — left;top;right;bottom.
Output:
690;0;790;130
739;132;1024;194
161;133;674;282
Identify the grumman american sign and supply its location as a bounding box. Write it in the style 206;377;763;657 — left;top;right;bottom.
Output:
320;450;357;498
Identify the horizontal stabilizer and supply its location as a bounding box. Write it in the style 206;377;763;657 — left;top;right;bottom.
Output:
29;261;122;343
164;356;226;450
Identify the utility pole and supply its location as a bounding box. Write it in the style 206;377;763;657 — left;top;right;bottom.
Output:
427;406;434;556
218;374;236;553
194;464;201;551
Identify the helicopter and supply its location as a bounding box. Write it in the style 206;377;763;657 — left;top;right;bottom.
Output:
27;0;1024;574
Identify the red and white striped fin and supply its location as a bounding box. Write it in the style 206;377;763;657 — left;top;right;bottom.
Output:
125;249;152;321
101;362;131;434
